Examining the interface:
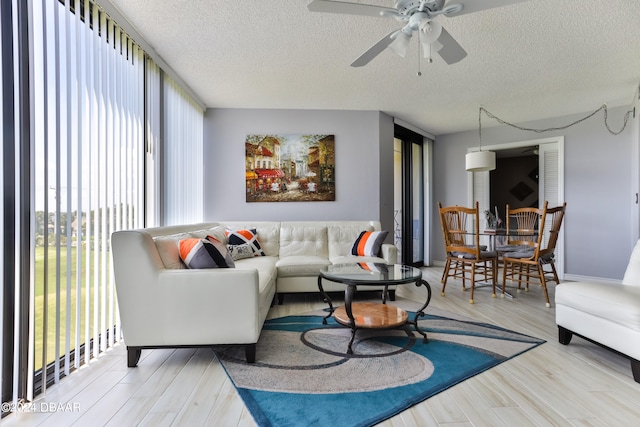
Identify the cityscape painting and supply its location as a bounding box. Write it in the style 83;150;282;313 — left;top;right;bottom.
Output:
245;134;335;202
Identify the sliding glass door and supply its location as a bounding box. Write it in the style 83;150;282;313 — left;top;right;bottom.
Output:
394;126;425;267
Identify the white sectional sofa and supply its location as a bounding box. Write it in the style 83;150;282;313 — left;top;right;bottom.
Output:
111;220;397;366
556;239;640;383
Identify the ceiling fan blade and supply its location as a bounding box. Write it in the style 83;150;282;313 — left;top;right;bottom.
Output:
436;27;467;64
350;30;399;67
307;0;397;17
443;0;529;17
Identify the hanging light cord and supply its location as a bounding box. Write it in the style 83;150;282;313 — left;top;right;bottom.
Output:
479;104;635;148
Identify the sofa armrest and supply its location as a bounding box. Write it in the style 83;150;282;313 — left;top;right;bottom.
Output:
381;243;398;264
120;268;262;346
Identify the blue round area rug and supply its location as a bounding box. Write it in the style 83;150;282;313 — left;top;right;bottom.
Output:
214;301;545;427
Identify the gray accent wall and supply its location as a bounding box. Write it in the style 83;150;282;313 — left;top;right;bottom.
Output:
434;105;639;280
203;108;395;235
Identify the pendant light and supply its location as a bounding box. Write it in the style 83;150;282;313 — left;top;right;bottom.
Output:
466;107;496;172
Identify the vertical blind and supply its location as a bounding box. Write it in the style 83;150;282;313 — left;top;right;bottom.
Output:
1;0;205;409
163;75;204;225
31;0;145;396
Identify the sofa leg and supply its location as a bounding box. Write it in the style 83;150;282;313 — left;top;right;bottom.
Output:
631;359;640;383
127;347;142;367
388;290;396;301
278;293;285;305
245;343;256;363
558;326;573;345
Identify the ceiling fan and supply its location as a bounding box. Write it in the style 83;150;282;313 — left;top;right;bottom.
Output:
307;0;528;67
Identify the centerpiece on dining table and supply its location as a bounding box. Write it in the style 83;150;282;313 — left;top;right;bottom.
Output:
484;206;502;232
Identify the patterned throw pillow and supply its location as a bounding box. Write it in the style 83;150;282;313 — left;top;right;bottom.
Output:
226;229;266;257
227;243;255;261
179;236;235;269
351;230;389;257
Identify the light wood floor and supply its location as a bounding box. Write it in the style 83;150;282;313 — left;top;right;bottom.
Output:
5;267;640;426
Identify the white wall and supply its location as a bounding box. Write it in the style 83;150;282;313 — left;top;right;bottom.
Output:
203;108;395;234
434;105;639;280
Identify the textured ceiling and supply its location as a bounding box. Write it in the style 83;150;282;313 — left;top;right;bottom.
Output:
106;0;640;135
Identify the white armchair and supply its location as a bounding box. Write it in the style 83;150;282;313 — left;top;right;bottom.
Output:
556;240;640;383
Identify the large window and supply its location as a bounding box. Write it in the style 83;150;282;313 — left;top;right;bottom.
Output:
31;0;145;395
1;0;205;409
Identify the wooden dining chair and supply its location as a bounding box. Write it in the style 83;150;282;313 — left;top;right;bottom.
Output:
439;202;498;304
496;202;548;255
502;202;567;307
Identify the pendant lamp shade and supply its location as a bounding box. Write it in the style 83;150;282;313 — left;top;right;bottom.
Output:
466;150;496;172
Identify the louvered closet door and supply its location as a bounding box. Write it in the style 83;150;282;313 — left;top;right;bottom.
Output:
471;170;490;232
539;143;564;279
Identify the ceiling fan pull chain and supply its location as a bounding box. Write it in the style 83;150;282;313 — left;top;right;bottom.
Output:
417;39;422;76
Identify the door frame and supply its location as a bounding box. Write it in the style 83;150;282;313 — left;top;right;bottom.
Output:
468;136;565;277
395;125;426;267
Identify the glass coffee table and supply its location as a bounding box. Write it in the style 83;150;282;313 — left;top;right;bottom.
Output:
318;263;432;354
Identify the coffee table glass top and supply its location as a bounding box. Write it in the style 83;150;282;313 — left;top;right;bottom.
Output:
320;263;421;286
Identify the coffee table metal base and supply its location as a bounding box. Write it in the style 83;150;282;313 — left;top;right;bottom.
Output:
319;274;432;354
333;302;415;354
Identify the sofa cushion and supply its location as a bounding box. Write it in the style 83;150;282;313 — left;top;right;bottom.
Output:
351;230;388;257
183;225;228;242
276;255;331;277
234;256;279;294
556;281;640;331
328;224;375;259
226;229;265;257
179;236;235;269
279;225;328;258
154;232;191;269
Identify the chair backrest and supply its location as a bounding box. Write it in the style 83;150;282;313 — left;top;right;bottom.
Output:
438;201;481;259
538;202;567;259
505;201;548;249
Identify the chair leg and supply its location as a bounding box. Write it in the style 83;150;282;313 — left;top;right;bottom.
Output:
526;264;533;291
441;259;450;284
549;261;560;284
538;262;551;307
517;265;523;289
461;262;467;290
469;264;475;304
491;259;497;298
441;259;451;296
502;259;508;297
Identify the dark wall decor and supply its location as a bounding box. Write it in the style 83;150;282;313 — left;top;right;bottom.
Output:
490;155;539;217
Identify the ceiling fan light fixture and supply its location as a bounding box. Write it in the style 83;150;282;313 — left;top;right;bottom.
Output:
465;150;496;172
418;19;442;44
388;31;412;57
